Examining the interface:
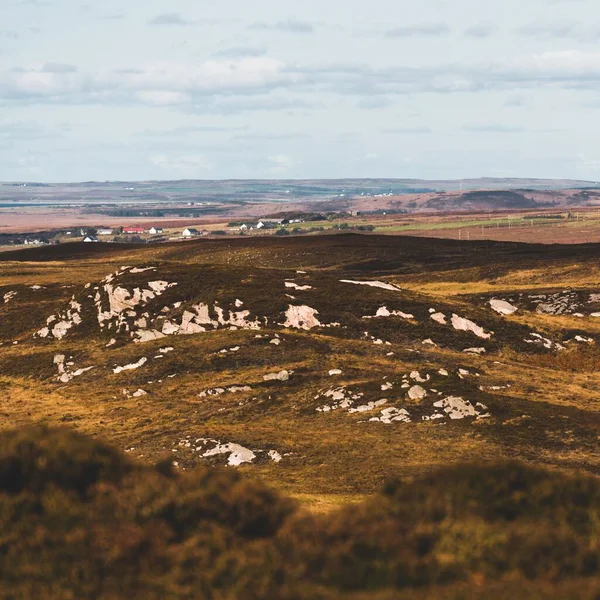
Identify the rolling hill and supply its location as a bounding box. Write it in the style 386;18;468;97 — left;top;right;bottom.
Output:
1;233;600;597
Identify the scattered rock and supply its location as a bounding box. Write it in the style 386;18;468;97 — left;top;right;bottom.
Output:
264;370;290;382
113;357;147;374
451;314;492;339
489;299;518;315
340;280;401;292
185;438;282;467
370;407;411;424
348;399;388;413
363;306;414;319
408;385;427;400
54;354;95;383
410;371;430;383
282;305;322;330
432;396;489;420
525;333;565;351
285;282;313;291
316;387;364;412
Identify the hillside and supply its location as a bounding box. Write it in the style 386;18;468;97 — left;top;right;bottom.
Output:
1;233;600;595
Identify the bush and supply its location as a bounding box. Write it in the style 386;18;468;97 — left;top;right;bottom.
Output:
2;428;600;598
0;426;132;495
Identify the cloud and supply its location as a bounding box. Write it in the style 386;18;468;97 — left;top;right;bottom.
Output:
148;13;192;26
504;94;527;107
462;124;525;133
384;23;450;38
0;57;293;104
0;30;19;40
150;153;214;172
577;153;600;171
517;22;600;42
135;91;191;106
267;154;294;172
382;126;432;134
7;50;600;112
213;46;267;58
186;95;318;115
249;19;314;33
41;62;78;73
464;23;496;38
357;97;395;109
233;132;310;140
15;152;42;175
0;120;62;140
140;124;248;137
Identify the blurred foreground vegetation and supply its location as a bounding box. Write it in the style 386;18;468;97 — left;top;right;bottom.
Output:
1;426;600;599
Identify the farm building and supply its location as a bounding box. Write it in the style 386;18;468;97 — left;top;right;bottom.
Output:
97;228;113;236
123;227;144;235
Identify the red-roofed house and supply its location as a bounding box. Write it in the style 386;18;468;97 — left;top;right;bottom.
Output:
123;227;145;234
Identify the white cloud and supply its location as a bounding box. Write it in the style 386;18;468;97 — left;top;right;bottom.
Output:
268;154;294;172
148;13;192;26
0;57;293;104
151;154;214;172
518;22;600;42
464;23;496;38
135;91;191;106
120;58;289;92
7;50;600;110
382;126;432;134
384;23;450;37
525;50;600;72
249;19;314;33
462;124;525;133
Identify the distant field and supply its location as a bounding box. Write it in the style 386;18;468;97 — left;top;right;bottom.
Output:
4;197;600;247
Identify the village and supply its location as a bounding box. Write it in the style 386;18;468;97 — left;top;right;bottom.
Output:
0;217;312;247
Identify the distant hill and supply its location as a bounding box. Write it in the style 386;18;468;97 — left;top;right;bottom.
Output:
425;190;539;211
0;178;597;207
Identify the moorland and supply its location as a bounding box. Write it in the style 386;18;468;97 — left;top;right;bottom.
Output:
2;232;600;598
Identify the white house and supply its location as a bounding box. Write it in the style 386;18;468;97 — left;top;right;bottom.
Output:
256;221;265;229
83;236;99;243
97;228;113;236
182;228;200;238
149;227;164;235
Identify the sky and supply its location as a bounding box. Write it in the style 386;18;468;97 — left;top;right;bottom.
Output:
1;0;600;182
